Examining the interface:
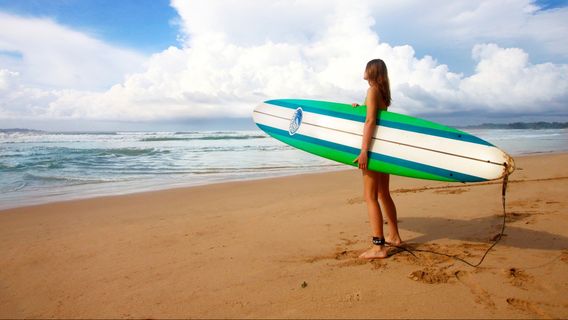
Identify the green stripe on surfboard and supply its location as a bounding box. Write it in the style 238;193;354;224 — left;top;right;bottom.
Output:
276;99;466;135
268;130;456;182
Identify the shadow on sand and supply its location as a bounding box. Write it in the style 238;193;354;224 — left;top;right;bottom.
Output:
399;214;568;251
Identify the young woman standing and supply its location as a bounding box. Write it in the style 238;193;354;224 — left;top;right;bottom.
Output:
352;59;402;259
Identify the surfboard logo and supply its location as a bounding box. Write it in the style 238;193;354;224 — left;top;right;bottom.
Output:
289;107;303;135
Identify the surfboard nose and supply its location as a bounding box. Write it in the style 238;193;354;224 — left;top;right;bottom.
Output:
251;102;265;130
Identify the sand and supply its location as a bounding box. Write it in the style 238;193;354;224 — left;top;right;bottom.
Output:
1;152;567;319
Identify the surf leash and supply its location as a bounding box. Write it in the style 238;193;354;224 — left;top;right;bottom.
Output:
387;162;510;268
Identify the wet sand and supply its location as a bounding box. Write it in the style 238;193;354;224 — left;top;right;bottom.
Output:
1;152;567;318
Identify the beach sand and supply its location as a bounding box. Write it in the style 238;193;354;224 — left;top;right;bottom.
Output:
1;152;567;319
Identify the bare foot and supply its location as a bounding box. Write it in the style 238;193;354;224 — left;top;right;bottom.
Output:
386;235;403;246
358;246;388;259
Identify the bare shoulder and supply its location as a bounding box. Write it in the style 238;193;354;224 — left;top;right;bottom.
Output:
367;86;379;97
366;86;381;104
366;86;386;109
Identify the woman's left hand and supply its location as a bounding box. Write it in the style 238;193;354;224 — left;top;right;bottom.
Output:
352;151;368;170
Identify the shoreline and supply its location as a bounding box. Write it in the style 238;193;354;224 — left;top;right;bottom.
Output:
1;152;567;318
2;150;565;211
0;164;349;211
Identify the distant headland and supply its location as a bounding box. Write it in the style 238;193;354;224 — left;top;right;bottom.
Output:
0;128;45;133
460;122;568;130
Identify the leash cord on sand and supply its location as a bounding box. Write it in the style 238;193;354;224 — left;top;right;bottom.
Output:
387;164;510;268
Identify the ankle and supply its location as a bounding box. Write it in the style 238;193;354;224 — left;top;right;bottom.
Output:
372;236;385;246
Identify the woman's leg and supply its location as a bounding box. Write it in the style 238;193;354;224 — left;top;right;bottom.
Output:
377;172;402;245
359;169;388;258
362;169;383;237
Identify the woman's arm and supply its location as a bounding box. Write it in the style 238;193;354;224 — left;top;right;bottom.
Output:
361;87;379;152
353;87;379;169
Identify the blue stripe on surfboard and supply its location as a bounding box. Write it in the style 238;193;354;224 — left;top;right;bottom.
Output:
264;100;493;147
256;123;488;182
266;99;367;122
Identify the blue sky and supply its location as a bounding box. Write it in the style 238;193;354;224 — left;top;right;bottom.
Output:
534;0;568;9
0;0;567;131
0;0;180;53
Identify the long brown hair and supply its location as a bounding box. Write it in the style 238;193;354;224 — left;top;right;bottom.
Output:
365;59;391;107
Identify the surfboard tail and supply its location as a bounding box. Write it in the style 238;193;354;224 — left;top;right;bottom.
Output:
503;153;516;177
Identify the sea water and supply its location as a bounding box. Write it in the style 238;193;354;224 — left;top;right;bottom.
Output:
1;128;567;209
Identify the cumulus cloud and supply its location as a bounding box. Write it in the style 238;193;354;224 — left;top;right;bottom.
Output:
0;12;146;90
459;44;568;112
0;69;19;91
0;0;567;124
367;0;568;66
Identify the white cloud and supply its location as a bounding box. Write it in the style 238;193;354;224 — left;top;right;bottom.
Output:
461;44;568;111
172;0;336;46
0;12;146;90
400;43;568;114
0;1;567;124
0;69;19;91
367;0;568;65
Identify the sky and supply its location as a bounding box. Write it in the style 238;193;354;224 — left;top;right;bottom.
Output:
0;0;567;131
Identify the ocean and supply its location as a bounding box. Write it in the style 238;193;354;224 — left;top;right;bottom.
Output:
1;128;567;209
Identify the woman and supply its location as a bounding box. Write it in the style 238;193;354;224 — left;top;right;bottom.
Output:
352;59;402;259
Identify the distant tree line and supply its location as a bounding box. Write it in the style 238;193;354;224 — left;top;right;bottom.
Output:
463;122;568;129
0;128;45;133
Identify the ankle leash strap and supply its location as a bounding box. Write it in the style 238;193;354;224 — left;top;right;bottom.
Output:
372;236;385;246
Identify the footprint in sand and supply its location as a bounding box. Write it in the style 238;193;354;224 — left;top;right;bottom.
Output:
560;250;568;264
346;196;364;205
455;270;496;310
504;211;539;224
506;298;551;318
408;267;452;284
503;267;533;289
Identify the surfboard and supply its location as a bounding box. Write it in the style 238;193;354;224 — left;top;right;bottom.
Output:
252;99;515;182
